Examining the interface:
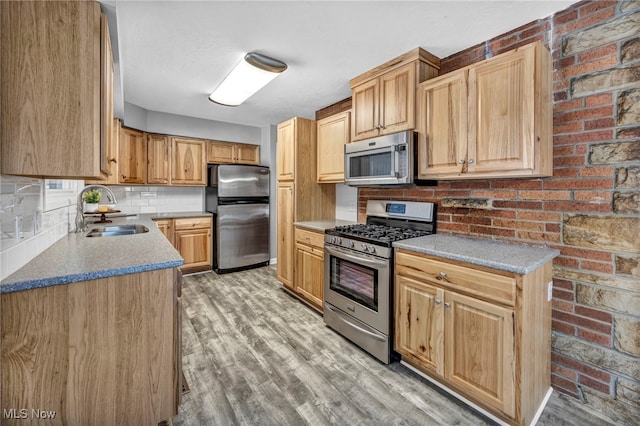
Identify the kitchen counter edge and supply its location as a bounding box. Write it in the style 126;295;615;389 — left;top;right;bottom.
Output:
1;216;185;294
393;234;560;275
294;219;357;232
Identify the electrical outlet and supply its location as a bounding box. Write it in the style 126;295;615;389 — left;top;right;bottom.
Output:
348;202;356;212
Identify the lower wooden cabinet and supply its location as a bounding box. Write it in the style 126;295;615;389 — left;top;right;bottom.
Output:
394;249;552;426
294;227;325;309
154;216;212;274
1;268;180;425
276;182;295;288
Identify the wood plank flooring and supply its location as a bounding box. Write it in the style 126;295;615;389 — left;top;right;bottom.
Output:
174;266;617;426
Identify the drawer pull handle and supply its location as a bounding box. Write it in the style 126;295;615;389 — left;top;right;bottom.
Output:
437;272;451;283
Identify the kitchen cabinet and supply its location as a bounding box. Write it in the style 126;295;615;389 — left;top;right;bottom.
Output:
395;249;552;425
119;126;147;184
1;268;180;425
294;227;325;309
173;217;212;274
172;137;207;185
154;218;175;246
350;49;440;142
276;117;335;292
1;2;113;179
86;118;122;185
207;141;260;165
147;134;172;184
417;41;552;180
316;111;350;183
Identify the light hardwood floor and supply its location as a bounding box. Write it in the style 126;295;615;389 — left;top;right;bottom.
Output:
174;266;617;426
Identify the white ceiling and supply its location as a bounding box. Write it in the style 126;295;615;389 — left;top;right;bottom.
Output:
111;0;575;129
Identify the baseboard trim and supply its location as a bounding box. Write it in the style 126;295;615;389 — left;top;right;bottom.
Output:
269;258;277;265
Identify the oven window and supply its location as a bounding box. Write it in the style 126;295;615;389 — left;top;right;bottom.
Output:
329;257;378;311
349;151;392;177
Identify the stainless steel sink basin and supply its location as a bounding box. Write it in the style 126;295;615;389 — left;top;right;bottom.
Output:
86;224;149;237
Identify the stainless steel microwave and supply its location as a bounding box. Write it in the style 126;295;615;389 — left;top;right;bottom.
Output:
344;130;417;186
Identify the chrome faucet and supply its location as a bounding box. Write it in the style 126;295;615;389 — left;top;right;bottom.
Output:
75;184;118;232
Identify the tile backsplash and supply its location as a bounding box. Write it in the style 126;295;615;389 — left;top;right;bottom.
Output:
1;175;79;280
105;186;204;214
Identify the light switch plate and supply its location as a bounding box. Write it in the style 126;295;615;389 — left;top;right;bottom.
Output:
548;281;553;301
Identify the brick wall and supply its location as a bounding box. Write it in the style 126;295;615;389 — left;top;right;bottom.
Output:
358;0;640;422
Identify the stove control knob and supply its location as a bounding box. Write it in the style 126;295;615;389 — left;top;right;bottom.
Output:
360;243;368;252
369;246;376;254
348;241;355;248
336;237;342;245
330;236;336;244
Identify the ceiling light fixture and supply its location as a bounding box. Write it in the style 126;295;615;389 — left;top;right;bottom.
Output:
208;52;287;107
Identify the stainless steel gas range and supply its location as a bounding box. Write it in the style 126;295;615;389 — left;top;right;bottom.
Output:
323;200;436;364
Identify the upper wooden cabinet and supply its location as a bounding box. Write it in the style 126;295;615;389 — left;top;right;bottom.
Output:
207;141;260;165
350;48;440;142
317;111;351;183
417;41;552;180
147;134;171;185
171;137;206;185
119;127;146;184
277;119;296;181
0;2;113;178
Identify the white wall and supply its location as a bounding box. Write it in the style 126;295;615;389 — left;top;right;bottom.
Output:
335;184;358;222
105;186;204;214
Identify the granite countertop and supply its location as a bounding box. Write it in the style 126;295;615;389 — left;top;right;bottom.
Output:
1;216;184;294
294;219;357;232
393;234;560;275
140;211;213;219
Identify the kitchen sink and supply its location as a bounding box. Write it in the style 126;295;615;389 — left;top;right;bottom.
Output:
85;224;149;238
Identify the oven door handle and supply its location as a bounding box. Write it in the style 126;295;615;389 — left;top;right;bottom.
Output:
326;306;387;342
324;245;389;270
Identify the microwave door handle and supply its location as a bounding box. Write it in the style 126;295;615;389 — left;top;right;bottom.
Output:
394;147;400;178
325;245;389;270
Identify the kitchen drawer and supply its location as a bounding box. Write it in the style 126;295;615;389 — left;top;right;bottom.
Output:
174;216;212;230
295;227;325;249
395;249;516;306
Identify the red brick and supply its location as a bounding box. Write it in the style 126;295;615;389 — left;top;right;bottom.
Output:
584;117;615;130
553;106;614;124
469;225;515;238
436;213;452;222
577;43;618;63
553;130;613;145
553;288;575;302
559;56;618;80
554;91;569;102
552;278;574;291
578;328;613;345
553;8;578;25
553;79;570;92
575;305;613;323
564;8;617;33
553;156;586;167
438;222;469;233
516;211;559;223
546;223;561;233
470;189;517;199
544;200;611;213
554;256;581;268
617;126;640;139
492;218;545;230
493;200;543;210
578;0;617;17
573;190;612;202
433;190;472;198
578;374;611;394
552;168;580;178
584;93;613;107
553;299;575;313
452;215;491;226
554;99;583;112
490;180;543;189
553;145;577;156
554;122;583;135
449;181;490;189
553;310;612;334
520;21;550;40
519;190;572;200
580;260;614;274
556;55;577;69
555;352;614;383
545;178;613;189
552;375;579;396
552;319;577;335
558;246;613;262
552;364;578;381
402;188;435;198
489;34;518;52
579;166;614;177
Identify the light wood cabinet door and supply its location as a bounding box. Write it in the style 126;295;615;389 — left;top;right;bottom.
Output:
417;71;469;179
118;127;146;184
207;141;236;164
395;274;445;376
379;63;416;134
295;242;324;309
445;291;515;418
147;134;171;184
317;111;350;183
277;119;296;181
153;219;175;246
351;78;380;141
277;182;295;288
175;227;212;271
171;137;206;185
468;43;536;175
0;1;106;178
100;13;115;179
235;144;260;165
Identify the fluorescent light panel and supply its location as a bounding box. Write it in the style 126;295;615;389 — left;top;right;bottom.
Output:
209;52;287;106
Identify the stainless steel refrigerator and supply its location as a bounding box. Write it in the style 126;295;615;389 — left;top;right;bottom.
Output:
206;164;270;273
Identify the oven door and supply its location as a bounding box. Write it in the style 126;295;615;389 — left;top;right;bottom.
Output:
324;244;390;334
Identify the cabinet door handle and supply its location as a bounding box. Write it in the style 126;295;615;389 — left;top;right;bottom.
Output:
444;302;451;308
109;157;117;164
437;272;451;283
435;299;442;305
468;159;474;164
458;160;465;164
121;175;126;179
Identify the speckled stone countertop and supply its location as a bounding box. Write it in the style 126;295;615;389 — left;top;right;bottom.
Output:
141;211;213;219
393;234;560;275
294;219;357;232
1;216;185;294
